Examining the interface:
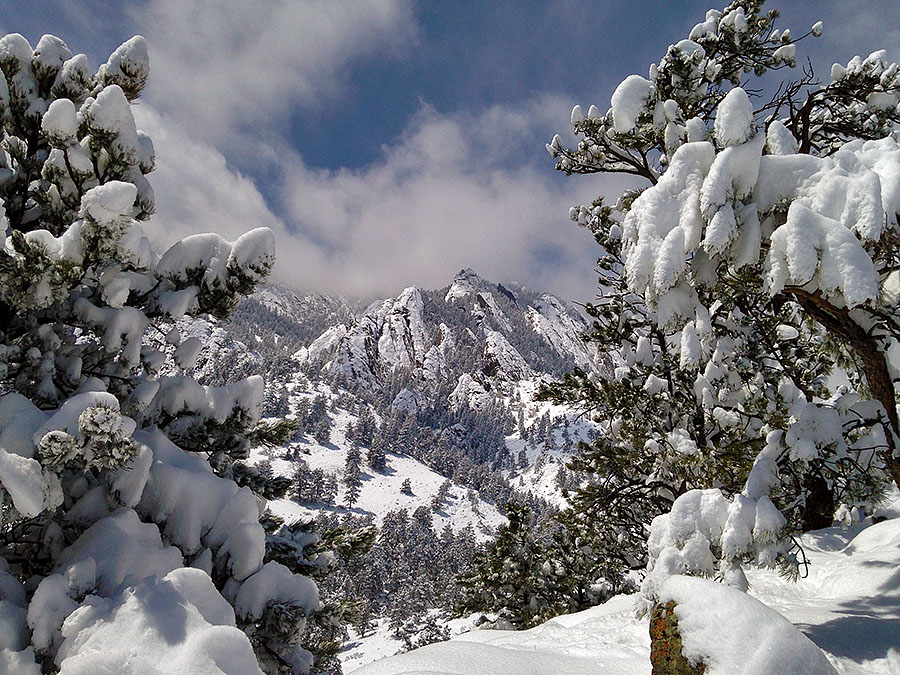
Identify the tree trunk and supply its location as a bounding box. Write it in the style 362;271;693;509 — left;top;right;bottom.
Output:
783;288;900;490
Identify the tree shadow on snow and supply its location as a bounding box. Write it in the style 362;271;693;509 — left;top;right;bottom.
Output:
800;587;900;663
801;615;900;662
133;577;189;646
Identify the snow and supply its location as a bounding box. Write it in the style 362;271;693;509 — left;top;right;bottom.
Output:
765;202;880;307
234;561;319;622
42;98;78;143
377;287;428;369
610;74;654;133
147;375;263;427
0;446;60;518
772;43;796;65
766;120;798;155
33;34;71;71
156;228;275;291
173;336;203;370
87;86;137;147
79;181;137;227
27;574;78;653
0;647;40;675
299;324;348;365
35;391;132;442
57;508;183;595
353;502;900;674
679;323;700;370
137;429;266;580
55;568;262;675
714;88;754;147
0;33;34;70
836;137;900;231
700;132;765;219
229;227;276;280
351;594;649;674
659;576;837;675
622;141;715;311
55;52;89;92
570;105;585;125
102;35;149;88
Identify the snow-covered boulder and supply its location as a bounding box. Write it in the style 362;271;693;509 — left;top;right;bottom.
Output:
654;575;837;675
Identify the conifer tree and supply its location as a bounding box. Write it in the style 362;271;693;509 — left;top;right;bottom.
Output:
431;479;451;512
0;31;327;674
457;502;555;629
546;0;900;602
366;435;387;473
344;441;362;509
313;417;332;445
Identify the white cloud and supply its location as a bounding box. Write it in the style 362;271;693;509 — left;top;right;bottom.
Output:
134;97;619;303
134;0;418;147
133;105;288;248
275;99;615;301
126;0;621;303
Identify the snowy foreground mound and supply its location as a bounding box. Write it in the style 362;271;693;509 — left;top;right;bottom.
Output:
353;514;900;674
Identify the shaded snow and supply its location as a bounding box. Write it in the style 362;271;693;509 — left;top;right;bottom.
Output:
350;495;900;674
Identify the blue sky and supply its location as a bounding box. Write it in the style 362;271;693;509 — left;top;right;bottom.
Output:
1;1;898;301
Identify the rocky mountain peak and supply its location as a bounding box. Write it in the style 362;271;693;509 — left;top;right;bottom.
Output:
445;268;489;301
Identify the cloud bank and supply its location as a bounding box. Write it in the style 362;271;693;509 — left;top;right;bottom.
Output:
123;0;900;304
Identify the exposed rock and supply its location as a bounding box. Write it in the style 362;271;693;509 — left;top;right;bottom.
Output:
650;602;706;675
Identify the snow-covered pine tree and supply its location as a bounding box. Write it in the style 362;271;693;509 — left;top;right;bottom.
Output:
0;32;326;674
547;0;900;604
343;441;362;509
456;502;558;629
366;435;387;473
355;407;376;447
313;416;332;445
263;515;376;674
430;479;451;512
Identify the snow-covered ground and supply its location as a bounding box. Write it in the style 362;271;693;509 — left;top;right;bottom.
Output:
252;394;506;539
503;379;597;508
350;493;900;674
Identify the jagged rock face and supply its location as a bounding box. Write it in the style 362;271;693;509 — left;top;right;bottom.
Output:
391;388;420;414
527;294;597;372
230;271;604;416
376;287;429;371
444;268;484;302
299;269;601;402
297;324;346;364
450;373;491;411
482;331;531;383
307;286;431;386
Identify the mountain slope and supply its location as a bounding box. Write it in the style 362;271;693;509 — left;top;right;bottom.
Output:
181;270;608;667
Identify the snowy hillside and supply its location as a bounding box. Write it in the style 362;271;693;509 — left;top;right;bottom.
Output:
250;385;506;540
217;269;607;514
351;492;900;674
199;272;609;666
